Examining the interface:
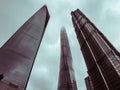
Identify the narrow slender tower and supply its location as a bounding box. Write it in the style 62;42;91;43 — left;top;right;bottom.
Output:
0;5;50;90
58;28;77;90
71;9;120;90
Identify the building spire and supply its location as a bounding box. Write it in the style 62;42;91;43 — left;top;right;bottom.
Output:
58;28;77;90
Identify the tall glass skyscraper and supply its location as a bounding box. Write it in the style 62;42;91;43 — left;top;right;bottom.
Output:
58;28;77;90
71;9;120;90
0;5;50;90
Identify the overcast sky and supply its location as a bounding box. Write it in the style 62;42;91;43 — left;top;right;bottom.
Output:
0;0;120;90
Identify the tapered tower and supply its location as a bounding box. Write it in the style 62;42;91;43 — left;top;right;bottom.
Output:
0;5;50;90
71;9;120;90
58;28;77;90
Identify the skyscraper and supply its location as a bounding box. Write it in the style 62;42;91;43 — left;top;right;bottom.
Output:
71;9;120;90
58;28;77;90
0;5;50;90
85;76;94;90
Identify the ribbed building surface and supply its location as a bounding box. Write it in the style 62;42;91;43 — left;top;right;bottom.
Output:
85;76;94;90
58;28;77;90
0;5;50;90
71;9;120;90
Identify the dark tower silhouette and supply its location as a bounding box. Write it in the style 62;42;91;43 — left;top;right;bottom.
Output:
71;9;120;90
0;5;50;90
85;76;94;90
58;28;77;90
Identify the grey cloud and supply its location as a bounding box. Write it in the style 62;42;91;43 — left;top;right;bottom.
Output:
0;0;120;90
30;74;53;90
82;0;104;22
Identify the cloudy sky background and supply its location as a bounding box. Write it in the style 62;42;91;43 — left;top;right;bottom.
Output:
0;0;120;90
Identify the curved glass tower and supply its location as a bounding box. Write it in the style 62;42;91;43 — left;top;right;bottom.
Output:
0;5;50;90
58;28;77;90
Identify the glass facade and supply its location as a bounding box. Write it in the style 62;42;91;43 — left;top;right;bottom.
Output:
58;28;77;90
71;9;120;90
0;5;50;90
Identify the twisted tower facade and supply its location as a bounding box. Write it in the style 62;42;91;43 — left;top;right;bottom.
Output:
58;28;77;90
